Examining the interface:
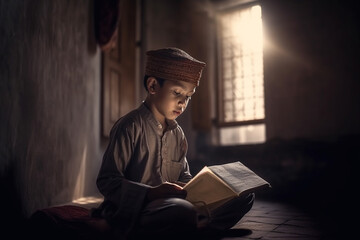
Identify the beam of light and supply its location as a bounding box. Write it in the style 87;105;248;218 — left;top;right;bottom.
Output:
73;144;87;200
72;196;103;205
262;25;317;73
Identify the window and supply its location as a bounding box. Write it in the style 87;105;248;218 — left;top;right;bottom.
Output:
216;3;265;145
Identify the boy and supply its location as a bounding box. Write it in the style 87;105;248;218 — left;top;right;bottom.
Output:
93;47;254;239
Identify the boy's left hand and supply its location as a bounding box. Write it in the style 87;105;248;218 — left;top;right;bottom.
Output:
146;182;187;201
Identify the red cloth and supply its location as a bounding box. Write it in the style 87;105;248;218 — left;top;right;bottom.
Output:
29;205;110;240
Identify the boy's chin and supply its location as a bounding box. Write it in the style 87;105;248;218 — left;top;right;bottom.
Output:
167;115;178;121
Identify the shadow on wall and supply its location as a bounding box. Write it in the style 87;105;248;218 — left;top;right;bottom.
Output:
1;165;27;237
189;134;359;214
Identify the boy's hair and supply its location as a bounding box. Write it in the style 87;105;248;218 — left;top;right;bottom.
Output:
143;75;165;92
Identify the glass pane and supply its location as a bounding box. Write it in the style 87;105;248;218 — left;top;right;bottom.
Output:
218;5;265;123
220;124;266;145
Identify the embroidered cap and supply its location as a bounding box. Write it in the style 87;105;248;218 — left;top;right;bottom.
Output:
145;47;206;86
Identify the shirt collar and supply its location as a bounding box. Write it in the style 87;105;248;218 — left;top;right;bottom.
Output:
139;102;179;132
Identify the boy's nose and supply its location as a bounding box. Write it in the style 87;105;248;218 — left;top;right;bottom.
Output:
178;97;186;106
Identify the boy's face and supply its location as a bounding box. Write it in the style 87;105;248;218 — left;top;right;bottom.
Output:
151;78;196;121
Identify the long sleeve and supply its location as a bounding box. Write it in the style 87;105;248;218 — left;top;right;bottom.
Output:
96;120;149;233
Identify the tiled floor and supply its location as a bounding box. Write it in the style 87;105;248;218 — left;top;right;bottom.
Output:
230;199;323;240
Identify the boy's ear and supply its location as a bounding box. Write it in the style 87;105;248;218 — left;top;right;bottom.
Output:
147;77;158;94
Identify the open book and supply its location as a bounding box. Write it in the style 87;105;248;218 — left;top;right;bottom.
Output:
183;161;271;212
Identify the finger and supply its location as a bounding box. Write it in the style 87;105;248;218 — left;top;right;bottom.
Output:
163;182;183;191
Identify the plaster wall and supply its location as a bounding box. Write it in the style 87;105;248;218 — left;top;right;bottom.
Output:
0;0;102;217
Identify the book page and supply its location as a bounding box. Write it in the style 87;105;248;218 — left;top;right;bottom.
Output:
183;166;237;206
208;161;270;197
205;196;235;211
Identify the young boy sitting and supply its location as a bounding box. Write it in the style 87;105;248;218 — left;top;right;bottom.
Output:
92;47;254;239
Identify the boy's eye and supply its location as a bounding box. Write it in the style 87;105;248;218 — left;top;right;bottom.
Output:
172;90;192;101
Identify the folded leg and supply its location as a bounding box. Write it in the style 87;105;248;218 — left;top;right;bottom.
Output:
207;193;255;230
131;198;198;238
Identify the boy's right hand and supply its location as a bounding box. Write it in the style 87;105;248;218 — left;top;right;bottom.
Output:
146;182;187;202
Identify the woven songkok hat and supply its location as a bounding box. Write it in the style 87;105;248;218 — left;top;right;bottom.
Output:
145;47;206;86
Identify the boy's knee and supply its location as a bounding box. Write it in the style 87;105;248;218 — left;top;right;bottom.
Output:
136;198;197;236
140;198;197;226
165;198;197;224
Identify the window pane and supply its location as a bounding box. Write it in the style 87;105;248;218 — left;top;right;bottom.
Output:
220;124;266;145
218;5;265;123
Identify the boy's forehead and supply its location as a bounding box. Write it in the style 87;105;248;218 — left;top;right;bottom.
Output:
167;80;196;92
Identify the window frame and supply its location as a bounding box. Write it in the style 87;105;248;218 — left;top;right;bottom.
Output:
215;2;265;128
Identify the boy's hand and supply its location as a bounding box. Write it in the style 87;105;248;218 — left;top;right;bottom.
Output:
147;182;187;202
174;181;187;187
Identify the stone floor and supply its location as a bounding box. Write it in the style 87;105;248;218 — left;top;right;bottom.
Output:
229;199;323;240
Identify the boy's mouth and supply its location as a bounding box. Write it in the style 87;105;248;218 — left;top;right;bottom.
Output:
173;110;182;116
